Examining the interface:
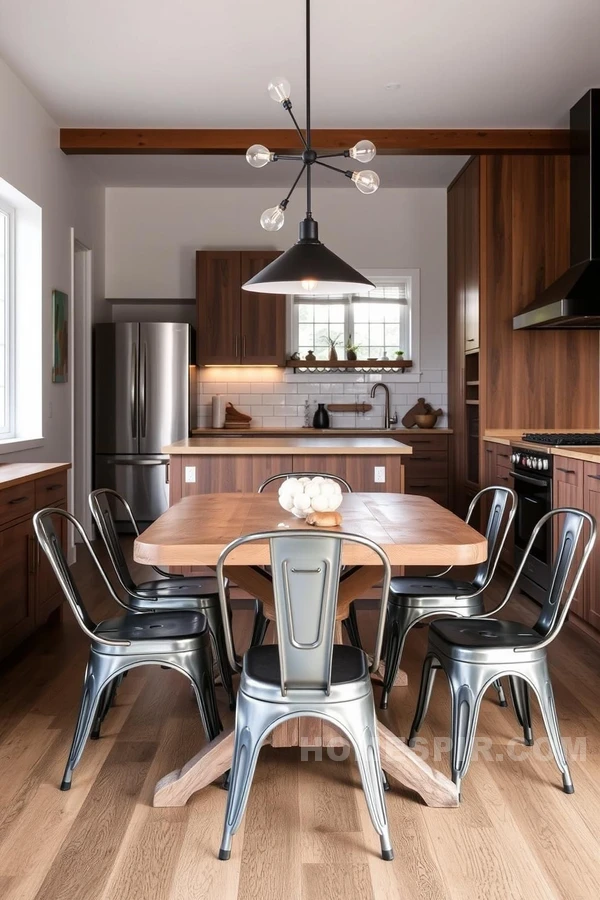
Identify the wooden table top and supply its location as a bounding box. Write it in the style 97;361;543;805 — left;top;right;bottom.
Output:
134;492;487;568
162;437;412;455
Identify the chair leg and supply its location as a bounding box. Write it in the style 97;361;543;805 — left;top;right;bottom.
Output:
493;679;508;707
509;676;533;745
329;693;393;861
529;661;574;794
90;679;118;740
61;655;121;790
204;603;236;711
408;654;439;746
219;693;279;860
184;644;223;742
380;604;416;710
343;603;363;650
250;601;270;648
448;672;486;798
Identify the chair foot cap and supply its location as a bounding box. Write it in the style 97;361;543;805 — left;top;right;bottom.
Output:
525;737;534;747
407;735;417;748
563;783;575;794
499;700;508;708
90;730;100;741
219;849;231;861
381;849;394;861
379;696;389;710
60;780;71;791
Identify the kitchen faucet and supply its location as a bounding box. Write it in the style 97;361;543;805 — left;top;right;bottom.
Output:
370;383;398;430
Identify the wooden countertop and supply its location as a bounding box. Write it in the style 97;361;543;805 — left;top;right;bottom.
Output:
191;427;452;436
483;431;600;463
164;437;412;456
0;462;70;490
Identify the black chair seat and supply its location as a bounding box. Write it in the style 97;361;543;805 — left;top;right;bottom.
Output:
389;576;475;600
135;576;219;599
95;611;209;642
430;617;542;650
244;643;368;686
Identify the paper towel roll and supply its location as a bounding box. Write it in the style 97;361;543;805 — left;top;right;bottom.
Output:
212;395;226;428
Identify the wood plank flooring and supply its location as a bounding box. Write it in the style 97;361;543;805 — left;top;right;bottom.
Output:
0;541;599;899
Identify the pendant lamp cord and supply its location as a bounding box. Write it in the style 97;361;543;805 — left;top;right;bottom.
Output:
305;0;312;219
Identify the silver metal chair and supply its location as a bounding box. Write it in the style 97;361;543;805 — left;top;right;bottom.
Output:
89;488;235;709
408;507;596;798
33;507;222;790
379;485;517;709
216;530;394;862
254;472;355;646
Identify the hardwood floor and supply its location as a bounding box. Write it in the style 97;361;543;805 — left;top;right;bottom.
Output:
0;542;599;900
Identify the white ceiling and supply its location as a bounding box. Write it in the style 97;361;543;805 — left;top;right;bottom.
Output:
0;1;599;128
81;154;469;188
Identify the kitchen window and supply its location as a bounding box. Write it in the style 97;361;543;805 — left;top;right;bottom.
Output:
0;201;15;436
290;271;419;368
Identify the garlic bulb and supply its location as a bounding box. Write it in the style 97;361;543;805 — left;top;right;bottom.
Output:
278;476;343;518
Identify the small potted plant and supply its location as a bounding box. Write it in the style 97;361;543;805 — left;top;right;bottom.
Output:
325;333;342;362
345;334;360;361
394;350;404;361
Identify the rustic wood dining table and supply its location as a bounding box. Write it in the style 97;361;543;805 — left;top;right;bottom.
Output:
134;491;487;809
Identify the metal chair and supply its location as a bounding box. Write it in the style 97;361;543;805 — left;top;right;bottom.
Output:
254;472;355;646
379;485;517;709
89;488;235;710
408;507;596;798
216;530;394;862
33;508;222;791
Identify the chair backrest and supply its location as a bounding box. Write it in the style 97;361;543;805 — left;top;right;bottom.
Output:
487;507;596;650
467;486;517;590
89;488;138;592
257;472;353;493
534;508;595;638
33;508;130;646
216;530;391;695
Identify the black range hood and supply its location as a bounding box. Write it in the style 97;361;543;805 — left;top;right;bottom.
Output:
514;89;600;330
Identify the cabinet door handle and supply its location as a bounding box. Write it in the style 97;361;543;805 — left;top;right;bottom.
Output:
9;496;29;505
556;467;576;475
242;335;246;358
587;474;600;481
497;452;510;459
234;335;239;358
467;338;475;342
414;456;433;461
44;484;63;492
28;536;36;575
485;448;493;454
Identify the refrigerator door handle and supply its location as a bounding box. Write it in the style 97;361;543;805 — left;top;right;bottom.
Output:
131;342;138;439
140;341;147;438
108;458;168;467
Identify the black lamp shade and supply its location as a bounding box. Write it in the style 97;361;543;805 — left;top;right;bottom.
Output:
242;239;375;296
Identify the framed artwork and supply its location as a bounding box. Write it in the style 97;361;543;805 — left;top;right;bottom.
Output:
52;289;68;383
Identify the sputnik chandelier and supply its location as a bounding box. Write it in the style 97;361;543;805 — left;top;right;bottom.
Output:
242;0;379;296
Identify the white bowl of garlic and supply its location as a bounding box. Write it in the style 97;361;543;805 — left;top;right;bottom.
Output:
277;476;343;519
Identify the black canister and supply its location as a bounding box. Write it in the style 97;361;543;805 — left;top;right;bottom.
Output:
312;403;330;429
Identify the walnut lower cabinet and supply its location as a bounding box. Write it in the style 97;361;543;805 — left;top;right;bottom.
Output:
398;433;449;508
0;467;69;660
483;442;513;569
552;455;600;632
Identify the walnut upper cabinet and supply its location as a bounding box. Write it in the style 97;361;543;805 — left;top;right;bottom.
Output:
196;250;286;366
463;157;480;351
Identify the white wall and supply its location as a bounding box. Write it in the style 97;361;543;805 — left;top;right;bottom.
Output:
104;186;447;426
0;56;105;462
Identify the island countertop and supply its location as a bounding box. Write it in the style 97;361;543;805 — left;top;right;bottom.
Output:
164;437;412;456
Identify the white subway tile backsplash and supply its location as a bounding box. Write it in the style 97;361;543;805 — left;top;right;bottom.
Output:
196;368;447;431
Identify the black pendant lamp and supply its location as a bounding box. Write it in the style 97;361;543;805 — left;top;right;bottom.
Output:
242;0;379;297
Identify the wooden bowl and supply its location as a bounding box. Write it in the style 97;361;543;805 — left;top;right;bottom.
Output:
414;413;437;428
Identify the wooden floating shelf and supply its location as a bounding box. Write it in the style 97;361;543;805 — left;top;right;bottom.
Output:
327;402;373;413
287;359;413;372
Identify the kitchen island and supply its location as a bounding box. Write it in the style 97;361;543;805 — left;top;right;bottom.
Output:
164;436;412;501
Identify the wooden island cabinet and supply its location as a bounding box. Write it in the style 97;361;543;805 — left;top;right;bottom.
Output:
0;463;69;660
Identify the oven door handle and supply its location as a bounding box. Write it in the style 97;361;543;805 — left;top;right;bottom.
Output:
509;470;550;488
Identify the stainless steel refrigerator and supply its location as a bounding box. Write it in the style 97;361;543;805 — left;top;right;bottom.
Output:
94;323;194;528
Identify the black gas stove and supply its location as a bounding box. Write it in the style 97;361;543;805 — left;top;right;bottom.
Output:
522;432;600;446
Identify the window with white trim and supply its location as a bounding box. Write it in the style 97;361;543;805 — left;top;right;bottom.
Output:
0;201;15;436
291;274;417;365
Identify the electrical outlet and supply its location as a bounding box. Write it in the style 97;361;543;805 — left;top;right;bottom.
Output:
374;466;386;483
184;466;197;483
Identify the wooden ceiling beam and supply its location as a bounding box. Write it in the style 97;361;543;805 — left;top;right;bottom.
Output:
59;128;570;155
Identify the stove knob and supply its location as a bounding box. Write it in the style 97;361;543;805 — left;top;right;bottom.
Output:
537;459;543;469
542;459;549;470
